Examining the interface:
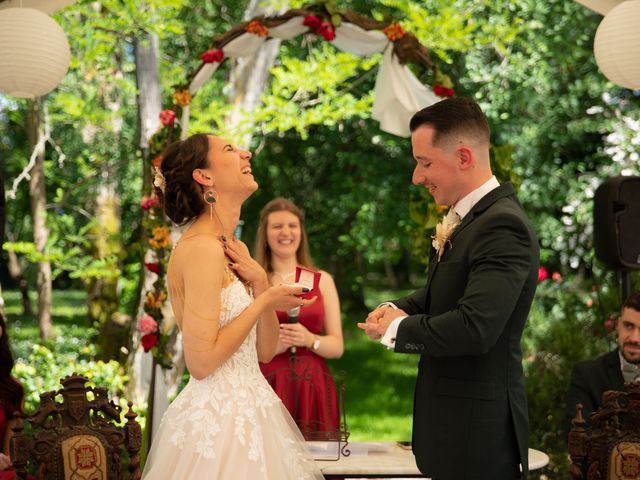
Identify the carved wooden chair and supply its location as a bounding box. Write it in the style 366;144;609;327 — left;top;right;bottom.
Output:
568;382;640;480
9;373;142;480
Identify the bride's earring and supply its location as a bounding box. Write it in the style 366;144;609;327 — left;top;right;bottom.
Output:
203;189;218;220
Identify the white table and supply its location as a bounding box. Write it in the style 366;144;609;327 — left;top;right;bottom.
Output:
312;442;549;479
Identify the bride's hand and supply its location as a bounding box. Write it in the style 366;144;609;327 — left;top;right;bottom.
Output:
223;237;268;290
259;284;317;312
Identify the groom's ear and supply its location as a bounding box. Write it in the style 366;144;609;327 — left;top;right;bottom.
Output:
456;146;475;170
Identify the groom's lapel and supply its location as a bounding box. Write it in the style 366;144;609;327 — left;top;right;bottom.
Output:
447;183;516;245
424;183;516;290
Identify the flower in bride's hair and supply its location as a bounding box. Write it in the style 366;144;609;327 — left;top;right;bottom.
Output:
431;210;460;260
153;167;166;193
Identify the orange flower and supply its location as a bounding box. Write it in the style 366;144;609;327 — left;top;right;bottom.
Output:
173;89;192;106
435;204;449;214
383;22;406;41
151;155;163;168
149;226;171;249
246;19;269;37
146;290;167;309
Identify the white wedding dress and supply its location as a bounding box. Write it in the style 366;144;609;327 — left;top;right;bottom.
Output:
142;279;324;479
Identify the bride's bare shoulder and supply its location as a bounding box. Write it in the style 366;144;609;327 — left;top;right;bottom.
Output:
173;233;225;265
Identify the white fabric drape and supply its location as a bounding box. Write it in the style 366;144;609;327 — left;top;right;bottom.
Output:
187;19;440;137
372;44;439;137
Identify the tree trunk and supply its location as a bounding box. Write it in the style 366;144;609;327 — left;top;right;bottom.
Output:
5;247;33;316
89;181;125;360
26;100;52;339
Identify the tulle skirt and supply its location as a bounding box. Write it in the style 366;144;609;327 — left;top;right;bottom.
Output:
142;375;324;480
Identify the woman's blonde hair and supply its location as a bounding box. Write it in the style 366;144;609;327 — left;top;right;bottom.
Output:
254;197;316;273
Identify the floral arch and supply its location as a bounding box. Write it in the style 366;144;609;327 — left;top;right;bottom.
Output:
138;5;455;368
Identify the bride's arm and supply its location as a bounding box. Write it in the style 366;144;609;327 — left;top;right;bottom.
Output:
180;239;311;379
252;279;280;363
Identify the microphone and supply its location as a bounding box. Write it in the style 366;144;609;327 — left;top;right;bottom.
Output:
287;306;300;354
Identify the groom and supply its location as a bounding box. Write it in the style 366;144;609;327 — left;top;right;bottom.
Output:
359;97;539;480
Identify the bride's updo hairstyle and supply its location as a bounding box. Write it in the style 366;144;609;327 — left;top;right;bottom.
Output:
156;133;211;225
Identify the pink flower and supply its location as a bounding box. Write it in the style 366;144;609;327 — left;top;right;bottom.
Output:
586;298;594;307
433;85;455;97
303;15;322;30
538;266;548;282
141;333;158;352
317;21;335;41
200;49;224;63
145;262;162;275
138;314;158;335
140;195;159;210
159;109;176;126
552;271;562;282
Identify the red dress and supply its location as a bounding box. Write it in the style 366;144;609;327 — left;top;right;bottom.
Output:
259;289;340;433
0;404;15;480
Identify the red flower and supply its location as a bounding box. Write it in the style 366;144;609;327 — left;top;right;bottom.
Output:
201;49;224;64
604;314;617;331
159;109;176;126
538;266;548;282
317;22;335;41
552;271;562;282
432;85;455;97
303;15;322;30
140;195;159;210
145;262;162;275
141;333;158;352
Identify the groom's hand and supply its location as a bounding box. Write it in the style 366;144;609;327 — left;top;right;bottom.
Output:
358;306;406;340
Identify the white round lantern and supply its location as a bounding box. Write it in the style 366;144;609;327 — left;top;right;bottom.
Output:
594;0;640;90
0;7;71;98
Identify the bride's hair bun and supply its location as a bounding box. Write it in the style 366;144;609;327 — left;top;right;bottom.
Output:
156;133;211;225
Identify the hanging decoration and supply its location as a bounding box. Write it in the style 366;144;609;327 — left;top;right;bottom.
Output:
0;7;71;98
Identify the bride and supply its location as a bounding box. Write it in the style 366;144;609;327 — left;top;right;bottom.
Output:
141;133;324;479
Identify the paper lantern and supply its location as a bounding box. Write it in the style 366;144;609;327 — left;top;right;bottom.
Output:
0;7;71;98
593;0;640;90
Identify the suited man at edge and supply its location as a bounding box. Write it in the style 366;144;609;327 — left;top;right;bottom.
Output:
564;291;640;437
358;97;539;480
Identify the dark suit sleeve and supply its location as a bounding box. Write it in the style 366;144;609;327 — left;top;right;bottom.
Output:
395;210;535;356
392;287;427;316
564;363;595;438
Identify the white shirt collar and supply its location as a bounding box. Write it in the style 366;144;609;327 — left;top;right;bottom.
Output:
453;176;500;220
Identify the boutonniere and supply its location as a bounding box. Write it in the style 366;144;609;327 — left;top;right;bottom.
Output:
432;210;461;260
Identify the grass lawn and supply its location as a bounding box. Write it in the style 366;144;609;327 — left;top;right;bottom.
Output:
2;286;420;443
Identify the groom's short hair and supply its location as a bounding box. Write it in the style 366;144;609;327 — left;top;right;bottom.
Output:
410;97;490;147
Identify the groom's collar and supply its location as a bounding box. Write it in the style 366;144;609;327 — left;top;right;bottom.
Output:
453;176;500;220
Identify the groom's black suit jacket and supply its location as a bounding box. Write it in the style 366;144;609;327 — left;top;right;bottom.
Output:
391;184;539;480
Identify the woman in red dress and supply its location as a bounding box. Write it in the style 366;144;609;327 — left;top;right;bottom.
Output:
0;313;24;480
256;198;344;433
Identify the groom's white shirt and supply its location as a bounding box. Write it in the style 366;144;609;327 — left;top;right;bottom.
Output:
380;176;500;349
